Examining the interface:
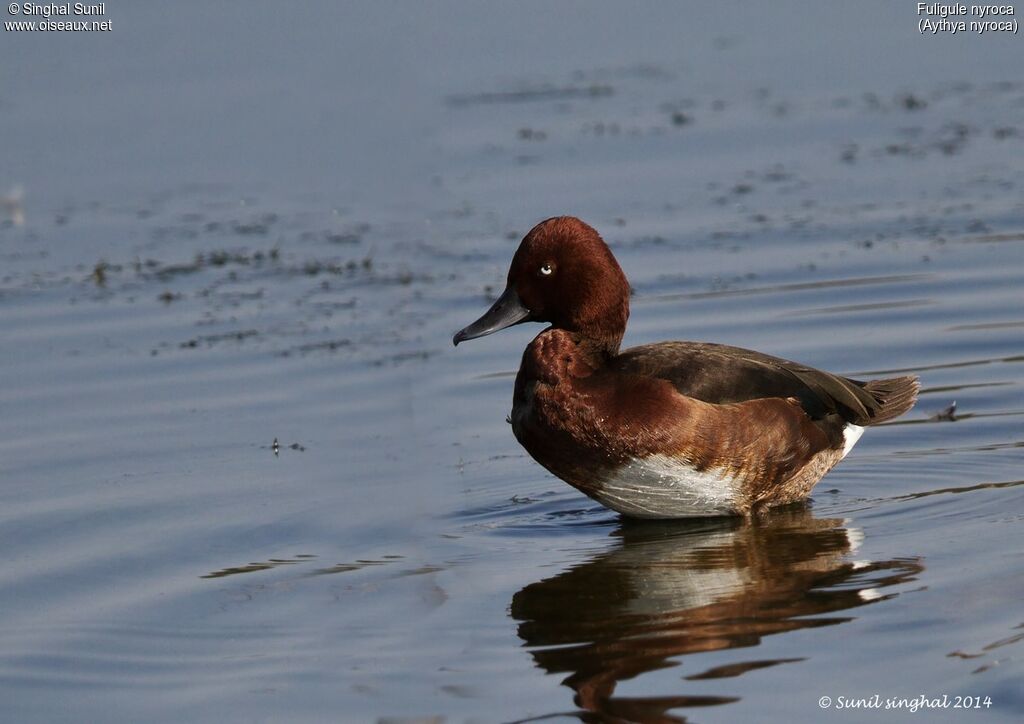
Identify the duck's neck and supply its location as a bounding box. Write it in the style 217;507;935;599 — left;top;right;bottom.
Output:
568;299;628;359
573;329;623;362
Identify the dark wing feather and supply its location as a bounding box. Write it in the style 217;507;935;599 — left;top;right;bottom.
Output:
613;341;917;425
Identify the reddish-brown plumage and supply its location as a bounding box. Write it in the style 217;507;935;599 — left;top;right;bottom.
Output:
455;216;919;518
508;217;630;354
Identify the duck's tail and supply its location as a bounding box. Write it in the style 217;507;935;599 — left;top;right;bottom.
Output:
861;375;919;424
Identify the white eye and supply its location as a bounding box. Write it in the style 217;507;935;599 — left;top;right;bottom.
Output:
539;263;554;276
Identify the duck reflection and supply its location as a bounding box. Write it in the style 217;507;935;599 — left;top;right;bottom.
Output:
511;505;923;722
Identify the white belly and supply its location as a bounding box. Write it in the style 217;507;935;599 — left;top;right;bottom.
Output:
593;454;739;519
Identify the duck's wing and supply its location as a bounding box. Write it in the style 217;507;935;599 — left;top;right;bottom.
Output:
613;341;917;425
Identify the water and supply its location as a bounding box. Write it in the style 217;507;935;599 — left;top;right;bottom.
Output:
2;3;1022;722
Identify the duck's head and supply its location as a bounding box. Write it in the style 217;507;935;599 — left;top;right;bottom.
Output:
453;216;630;353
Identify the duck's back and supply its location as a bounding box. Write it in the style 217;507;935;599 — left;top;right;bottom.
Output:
612;341;918;426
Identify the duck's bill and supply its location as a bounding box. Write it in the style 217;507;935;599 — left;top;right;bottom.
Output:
453;285;532;345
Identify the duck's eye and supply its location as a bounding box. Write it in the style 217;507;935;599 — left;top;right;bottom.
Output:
539;263;554;277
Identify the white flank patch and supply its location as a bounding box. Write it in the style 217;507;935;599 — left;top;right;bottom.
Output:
595;454;738;519
841;423;865;459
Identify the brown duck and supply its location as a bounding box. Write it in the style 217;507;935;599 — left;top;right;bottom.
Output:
454;217;918;518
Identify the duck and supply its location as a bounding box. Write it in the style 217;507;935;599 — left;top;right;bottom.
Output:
453;216;919;519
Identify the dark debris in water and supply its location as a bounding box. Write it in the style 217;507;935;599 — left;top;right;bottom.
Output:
89;245;378;292
59;208;437;364
280;338;353;356
147;249;265;280
446;83;614;107
517;127;547;141
179;329;259;349
899;93;928;111
269;438;305;455
90;261;115;286
930;401;958;422
670;111;692;126
370;350;437;367
300;224;369;246
232;213;277;236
